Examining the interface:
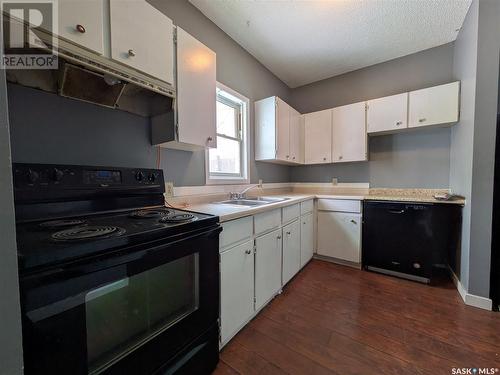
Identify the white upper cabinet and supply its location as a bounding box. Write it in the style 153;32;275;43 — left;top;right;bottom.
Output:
408;81;460;128
276;97;290;161
289;107;303;163
176;27;217;149
255;97;302;164
367;93;408;134
304;109;332;164
58;0;104;55
109;0;174;85
331;101;367;163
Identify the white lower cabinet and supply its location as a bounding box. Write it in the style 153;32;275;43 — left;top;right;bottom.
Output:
317;211;361;263
300;213;314;267
282;220;301;285
255;228;283;311
220;240;255;345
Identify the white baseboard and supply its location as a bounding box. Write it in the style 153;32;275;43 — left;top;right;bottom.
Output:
449;268;492;311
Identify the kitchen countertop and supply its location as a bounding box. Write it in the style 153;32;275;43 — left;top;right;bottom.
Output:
181;191;465;223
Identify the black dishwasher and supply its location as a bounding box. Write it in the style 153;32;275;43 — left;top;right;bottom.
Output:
362;201;462;283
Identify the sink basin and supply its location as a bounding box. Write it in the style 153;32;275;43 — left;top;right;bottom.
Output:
215;196;290;207
245;196;290;203
217;199;270;207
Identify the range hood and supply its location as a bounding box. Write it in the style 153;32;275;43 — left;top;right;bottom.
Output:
4;22;175;118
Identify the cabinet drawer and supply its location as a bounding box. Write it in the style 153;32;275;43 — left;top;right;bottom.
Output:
282;203;300;224
220;216;253;250
300;199;314;215
317;199;361;213
254;209;281;235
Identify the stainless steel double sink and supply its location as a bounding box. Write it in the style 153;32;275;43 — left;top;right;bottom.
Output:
216;196;290;207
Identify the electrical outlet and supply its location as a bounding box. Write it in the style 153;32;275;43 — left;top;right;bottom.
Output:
331;178;338;186
165;182;174;198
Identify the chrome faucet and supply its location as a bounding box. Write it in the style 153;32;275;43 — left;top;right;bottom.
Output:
229;183;262;200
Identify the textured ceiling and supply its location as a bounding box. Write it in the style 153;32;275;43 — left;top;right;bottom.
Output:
189;0;472;88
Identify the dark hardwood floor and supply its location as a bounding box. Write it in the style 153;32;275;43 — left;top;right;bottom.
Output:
213;260;500;375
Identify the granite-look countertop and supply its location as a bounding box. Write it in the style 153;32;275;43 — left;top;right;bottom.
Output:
176;189;465;223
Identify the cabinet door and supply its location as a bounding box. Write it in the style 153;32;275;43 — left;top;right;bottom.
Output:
289;107;303;163
367;93;408;133
220;240;254;345
176;27;217;148
109;0;174;85
304;109;332;164
408;81;460;128
282;220;301;285
59;0;104;55
300;213;314;268
317;211;361;263
255;229;282;311
276;97;290;161
331;102;367;163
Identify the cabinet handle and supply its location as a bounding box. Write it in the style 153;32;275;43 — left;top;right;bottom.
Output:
76;24;86;34
395;121;402;126
128;49;136;57
303;222;306;225
323;157;327;161
418;118;426;123
277;235;282;240
207;136;213;142
286;231;291;235
350;219;357;224
286;155;289;159
391;261;400;265
339;155;343;160
292;156;296;160
245;249;252;255
388;209;405;214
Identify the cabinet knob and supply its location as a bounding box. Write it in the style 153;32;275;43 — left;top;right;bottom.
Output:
418;118;426;123
292;156;296;160
286;231;291;235
323;157;327;161
207;136;213;142
286;155;289;159
76;24;86;33
339;155;343;160
128;49;136;57
277;235;282;240
396;121;402;126
350;219;357;224
245;249;252;255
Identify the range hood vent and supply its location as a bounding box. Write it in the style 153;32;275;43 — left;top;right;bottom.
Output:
6;58;175;118
59;63;126;108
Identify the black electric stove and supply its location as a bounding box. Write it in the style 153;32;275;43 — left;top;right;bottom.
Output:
13;163;221;375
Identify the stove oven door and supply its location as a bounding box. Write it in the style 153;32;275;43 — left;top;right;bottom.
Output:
20;225;221;375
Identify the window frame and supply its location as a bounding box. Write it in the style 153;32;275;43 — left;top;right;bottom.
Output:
205;82;250;185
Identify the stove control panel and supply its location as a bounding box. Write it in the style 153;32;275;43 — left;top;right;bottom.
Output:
13;163;165;191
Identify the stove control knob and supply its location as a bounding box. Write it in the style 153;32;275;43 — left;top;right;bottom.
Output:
135;171;145;182
148;173;157;182
27;169;39;184
52;168;64;182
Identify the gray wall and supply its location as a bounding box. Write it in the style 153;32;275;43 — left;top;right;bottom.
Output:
467;0;499;297
289;43;455;188
0;74;23;373
449;0;478;290
8;0;292;186
450;0;499;299
150;0;292;185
